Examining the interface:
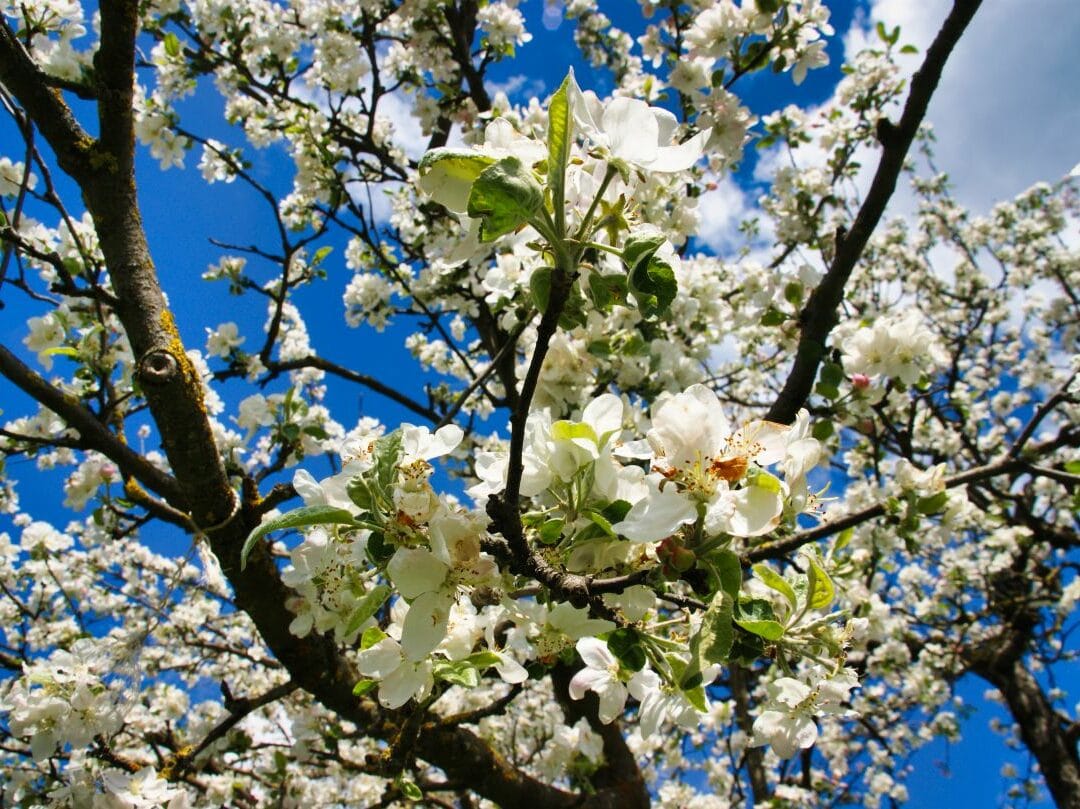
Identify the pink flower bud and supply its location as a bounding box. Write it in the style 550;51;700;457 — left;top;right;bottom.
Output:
851;373;871;390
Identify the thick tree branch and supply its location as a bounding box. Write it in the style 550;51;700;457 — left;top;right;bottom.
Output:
967;638;1080;806
766;0;984;424
0;344;187;508
0;22;93;179
550;665;649;809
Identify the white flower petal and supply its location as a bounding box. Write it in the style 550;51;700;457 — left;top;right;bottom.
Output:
613;477;697;543
647;127;712;172
576;636;615;670
401;589;453;662
603;97;660;166
357;637;404;679
387;547;449;599
378;660;432;709
582;393;624;443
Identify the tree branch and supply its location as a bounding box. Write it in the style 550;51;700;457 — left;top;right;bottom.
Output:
766;0;984;424
0;344;187;509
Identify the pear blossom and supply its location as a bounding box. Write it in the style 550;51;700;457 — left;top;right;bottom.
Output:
568;637;629;723
628;666;718;738
567;72;712;173
101;766;185;808
0;156;36;197
23;312;66;370
839;309;948;385
612;472;697;543
751;667;860;758
386;546;455;660
356;636;434;709
205;321;245;357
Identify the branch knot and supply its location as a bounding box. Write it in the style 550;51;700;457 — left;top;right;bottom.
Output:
137;349;180;386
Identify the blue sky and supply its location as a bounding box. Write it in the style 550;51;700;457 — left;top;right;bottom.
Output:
2;0;1078;805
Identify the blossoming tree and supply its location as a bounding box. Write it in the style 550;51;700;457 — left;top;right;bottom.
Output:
1;0;1077;806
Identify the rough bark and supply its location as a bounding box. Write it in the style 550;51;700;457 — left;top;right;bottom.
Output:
0;9;643;807
969;650;1080;808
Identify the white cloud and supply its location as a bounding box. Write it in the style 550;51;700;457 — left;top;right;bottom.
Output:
694;174;758;254
847;0;1080;212
374;90;430;162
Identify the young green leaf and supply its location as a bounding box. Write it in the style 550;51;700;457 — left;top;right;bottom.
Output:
752;563;798;613
240;505;356;569
417;148;496;213
547;74;572;231
372;430;403;493
804;554;836;610
352;679;378;697
360;626;388;650
606;627;647;672
343;584;392;638
734;597;785;640
682;589;735;688
467;156;544;241
629;256;677;318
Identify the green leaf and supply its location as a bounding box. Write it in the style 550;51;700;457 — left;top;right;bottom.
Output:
586;271;627;311
344;584;392;637
605;628;647;672
417;148;495;213
682;589;734;687
42;346;78;358
629;257;677;318
551;419;598;446
366;531;395;565
602;499;633;524
752;470;784;494
734;597;785;641
467;156;544;241
352;678;377;697
465;651;504;669
812;420;835;441
372;430;403;492
547;74;572;226
755;0;781;13
433;659;481;688
815;381;840;400
587;338;612;357
163;32;181;58
697;590;735;664
622;232;666;273
240;505;356;569
709;548;743;599
761;307;787;327
530;266;554;312
538;518;564;545
917;490;949;515
360;626;387;650
348;474;375;512
752;563;798;613
805;554;835;610
820;361;844;386
584;509;616;538
396;775;423;802
1064;460;1080;475
783;281;803;306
